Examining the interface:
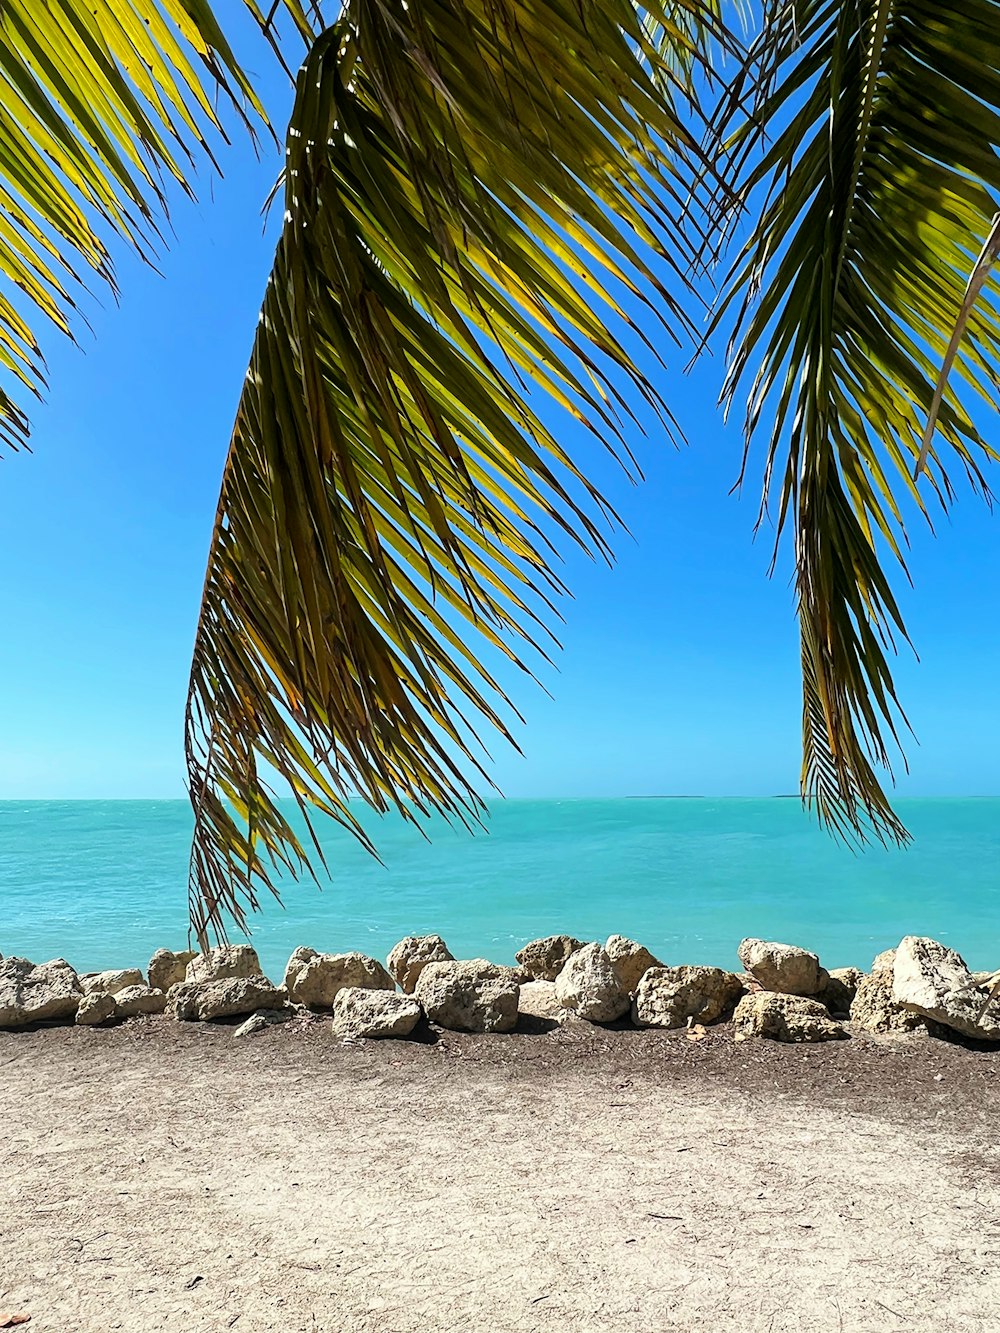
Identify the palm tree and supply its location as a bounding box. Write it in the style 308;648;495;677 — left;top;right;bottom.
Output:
4;0;998;944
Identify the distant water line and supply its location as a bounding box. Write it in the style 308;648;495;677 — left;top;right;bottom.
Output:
1;798;999;978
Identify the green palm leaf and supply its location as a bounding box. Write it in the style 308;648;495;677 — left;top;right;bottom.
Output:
717;0;1000;842
184;0;727;942
0;0;315;448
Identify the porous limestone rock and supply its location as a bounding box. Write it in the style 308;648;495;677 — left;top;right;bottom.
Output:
817;967;863;1018
415;959;519;1033
872;948;897;973
517;980;564;1022
283;948;394;1009
737;939;829;996
331;987;422;1039
849;968;930;1036
0;956;82;1027
632;965;743;1029
75;990;118;1026
282;946;314;991
554;943;629;1024
515;935;586;982
113;985;167;1017
185;945;263;985
892;936;1000;1040
75;985;167;1025
169;975;284;1022
387;935;455;993
605;935;662;994
148;949;196;993
733;991;847;1043
80;968;144;996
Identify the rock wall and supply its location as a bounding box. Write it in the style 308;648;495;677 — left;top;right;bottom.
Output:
2;934;998;1047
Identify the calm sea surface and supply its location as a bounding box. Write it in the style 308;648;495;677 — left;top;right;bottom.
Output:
1;798;998;978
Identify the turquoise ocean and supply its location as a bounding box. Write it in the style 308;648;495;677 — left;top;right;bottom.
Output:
1;798;999;978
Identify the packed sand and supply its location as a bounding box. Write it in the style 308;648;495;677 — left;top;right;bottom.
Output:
3;1016;1000;1333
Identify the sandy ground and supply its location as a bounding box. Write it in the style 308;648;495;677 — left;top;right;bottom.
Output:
2;1016;1000;1333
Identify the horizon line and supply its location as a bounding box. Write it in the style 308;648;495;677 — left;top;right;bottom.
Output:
1;793;999;803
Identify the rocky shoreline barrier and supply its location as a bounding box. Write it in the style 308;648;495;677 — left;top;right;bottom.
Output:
1;933;998;1044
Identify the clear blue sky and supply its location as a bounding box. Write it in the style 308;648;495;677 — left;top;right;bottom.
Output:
0;14;997;801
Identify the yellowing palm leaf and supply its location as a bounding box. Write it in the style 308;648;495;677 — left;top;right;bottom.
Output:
0;0;315;448
184;0;727;941
717;0;1000;843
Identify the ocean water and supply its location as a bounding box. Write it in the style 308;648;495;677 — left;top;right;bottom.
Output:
1;798;999;979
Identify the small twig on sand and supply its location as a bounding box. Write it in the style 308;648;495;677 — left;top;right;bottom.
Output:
874;1298;909;1322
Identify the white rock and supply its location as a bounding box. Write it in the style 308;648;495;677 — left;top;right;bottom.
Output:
169;975;284;1022
74;986;166;1025
283;948;394;1008
554;943;629;1024
893;936;968;1007
415;960;518;1033
80;968;144;996
0;957;82;1028
332;987;422;1039
892;936;1000;1040
733;992;847;1043
737;939;829;996
283;946;317;990
515;935;586;982
185;945;264;985
148;949;196;993
75;991;118;1026
633;966;743;1028
605;935;662;994
850;970;930;1035
872;948;897;973
517;980;565;1022
387;935;454;993
113;985;167;1017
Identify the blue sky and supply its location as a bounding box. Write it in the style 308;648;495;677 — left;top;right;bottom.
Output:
0;16;997;801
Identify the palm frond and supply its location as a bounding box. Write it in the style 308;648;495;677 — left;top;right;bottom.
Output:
0;0;317;449
643;0;727;85
185;0;725;942
717;0;1000;842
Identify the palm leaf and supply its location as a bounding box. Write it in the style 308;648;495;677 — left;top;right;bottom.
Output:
0;0;316;449
184;0;729;942
716;0;1000;842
